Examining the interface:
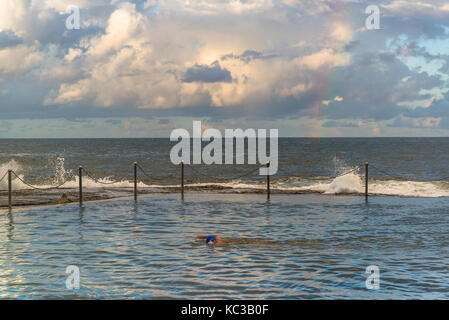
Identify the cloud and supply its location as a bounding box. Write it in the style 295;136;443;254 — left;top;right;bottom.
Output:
183;61;232;83
323;96;344;105
334;96;343;102
330;22;353;43
0;0;449;137
404;91;449;118
153;0;276;15
0;44;43;76
388;115;441;128
280;0;358;15
0;31;22;49
221;50;277;63
322;120;359;128
382;0;449;18
295;48;351;70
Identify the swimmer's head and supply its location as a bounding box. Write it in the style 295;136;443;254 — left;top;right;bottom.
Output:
206;236;217;245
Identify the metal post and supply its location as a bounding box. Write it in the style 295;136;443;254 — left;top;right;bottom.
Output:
365;162;369;200
8;170;12;210
266;162;270;200
134;162;138;201
181;161;184;200
79;166;83;205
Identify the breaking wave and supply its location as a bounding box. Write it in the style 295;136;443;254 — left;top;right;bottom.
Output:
2;158;449;197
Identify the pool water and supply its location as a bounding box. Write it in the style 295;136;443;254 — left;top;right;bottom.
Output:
1;193;449;299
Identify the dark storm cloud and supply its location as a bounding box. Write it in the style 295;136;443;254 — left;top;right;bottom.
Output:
405;93;449;118
20;7;78;45
14;6;106;52
315;52;444;121
0;31;22;49
182;61;232;83
236;50;443;123
221;50;277;63
397;91;449;130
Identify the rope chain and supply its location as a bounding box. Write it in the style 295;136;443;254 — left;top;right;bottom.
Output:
3;161;449;193
11;171;71;190
82;168;127;185
0;171;8;184
276;164;361;181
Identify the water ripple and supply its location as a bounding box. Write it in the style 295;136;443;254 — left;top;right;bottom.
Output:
1;193;449;299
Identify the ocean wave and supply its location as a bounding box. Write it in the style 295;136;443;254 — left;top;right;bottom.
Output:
177;173;449;197
2;159;449;197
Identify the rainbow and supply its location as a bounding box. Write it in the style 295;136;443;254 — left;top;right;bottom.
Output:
307;1;353;137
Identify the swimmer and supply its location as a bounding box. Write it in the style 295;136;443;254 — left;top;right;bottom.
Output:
196;235;281;247
196;235;226;245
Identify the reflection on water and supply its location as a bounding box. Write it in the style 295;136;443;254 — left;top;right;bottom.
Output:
1;193;449;299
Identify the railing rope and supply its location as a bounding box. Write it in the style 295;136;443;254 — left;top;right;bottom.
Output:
82;168;124;185
0;172;7;184
11;171;70;190
7;160;449;207
276;165;361;181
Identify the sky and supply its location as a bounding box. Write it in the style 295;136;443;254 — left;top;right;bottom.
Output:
1;0;449;138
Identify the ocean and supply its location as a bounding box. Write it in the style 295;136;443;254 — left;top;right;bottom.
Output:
2;138;449;197
0;138;449;299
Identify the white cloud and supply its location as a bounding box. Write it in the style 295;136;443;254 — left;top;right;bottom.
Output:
41;0;108;13
0;0;29;35
154;0;275;15
0;44;43;76
45;0;350;109
295;48;351;69
383;0;449;17
0;0;447;140
322;96;344;105
334;96;343;102
1;0;357;110
280;0;358;14
330;22;353;43
65;48;83;62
